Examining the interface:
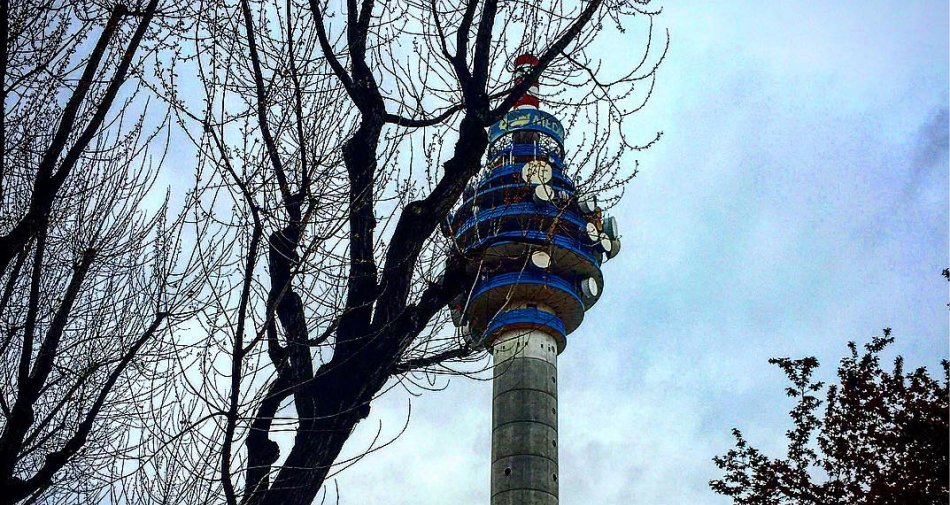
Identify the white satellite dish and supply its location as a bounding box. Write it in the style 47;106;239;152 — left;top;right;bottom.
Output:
585;222;599;243
531;250;551;269
522;160;553;184
580;277;599;299
606;238;621;259
578;195;598;214
533;184;554;203
603;216;618;240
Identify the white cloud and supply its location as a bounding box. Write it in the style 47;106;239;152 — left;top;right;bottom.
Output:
330;1;948;503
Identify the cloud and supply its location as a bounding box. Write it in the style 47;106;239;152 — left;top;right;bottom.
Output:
331;2;949;504
912;107;949;175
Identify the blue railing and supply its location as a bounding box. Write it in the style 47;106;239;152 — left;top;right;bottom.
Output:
489;144;564;166
462;230;602;268
484;308;566;340
480;164;575;190
454;202;588;238
471;271;584;309
456;182;575;216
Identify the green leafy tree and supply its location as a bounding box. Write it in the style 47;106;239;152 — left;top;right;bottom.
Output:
711;329;949;505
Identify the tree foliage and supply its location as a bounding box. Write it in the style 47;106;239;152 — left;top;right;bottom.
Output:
711;329;949;505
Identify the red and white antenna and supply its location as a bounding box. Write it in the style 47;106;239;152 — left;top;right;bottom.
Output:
512;53;540;109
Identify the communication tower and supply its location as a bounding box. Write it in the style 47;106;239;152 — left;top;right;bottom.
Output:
447;54;621;505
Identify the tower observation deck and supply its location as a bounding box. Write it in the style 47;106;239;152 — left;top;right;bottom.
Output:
447;54;621;505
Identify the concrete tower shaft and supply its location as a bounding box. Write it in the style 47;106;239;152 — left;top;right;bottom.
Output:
491;328;559;505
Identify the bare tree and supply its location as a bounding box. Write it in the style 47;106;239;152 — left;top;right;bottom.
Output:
134;0;669;504
1;0;667;503
0;1;211;502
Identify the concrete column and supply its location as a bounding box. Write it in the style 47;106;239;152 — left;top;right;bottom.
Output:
490;327;559;505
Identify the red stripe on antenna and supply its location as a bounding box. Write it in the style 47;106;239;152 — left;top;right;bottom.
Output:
513;54;540;108
515;95;540;108
514;54;540;67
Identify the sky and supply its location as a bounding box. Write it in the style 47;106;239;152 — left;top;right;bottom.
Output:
327;1;949;504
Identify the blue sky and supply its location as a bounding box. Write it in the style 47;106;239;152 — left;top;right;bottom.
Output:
330;1;948;504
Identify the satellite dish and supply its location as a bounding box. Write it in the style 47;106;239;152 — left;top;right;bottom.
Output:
578;195;598;214
585;222;599;243
522;160;553;184
606;238;621;259
580;277;599;299
600;235;612;253
530;250;551;269
603;216;618;240
533;184;554;203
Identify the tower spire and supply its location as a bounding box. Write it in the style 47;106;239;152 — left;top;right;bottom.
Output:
512;53;541;109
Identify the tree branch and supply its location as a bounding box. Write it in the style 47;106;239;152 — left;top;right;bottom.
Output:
392;344;474;374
